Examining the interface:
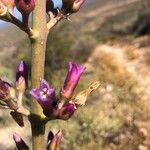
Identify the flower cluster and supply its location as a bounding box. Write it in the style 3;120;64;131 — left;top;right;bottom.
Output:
0;1;97;149
0;61;29;126
30;62;100;120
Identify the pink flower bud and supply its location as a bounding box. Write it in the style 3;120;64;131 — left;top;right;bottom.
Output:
46;0;86;15
0;0;15;13
72;0;86;12
15;0;35;14
15;76;26;92
0;1;7;15
58;101;77;120
47;131;62;150
16;61;28;87
0;79;11;100
13;133;29;150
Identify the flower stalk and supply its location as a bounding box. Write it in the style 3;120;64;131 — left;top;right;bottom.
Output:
30;0;48;149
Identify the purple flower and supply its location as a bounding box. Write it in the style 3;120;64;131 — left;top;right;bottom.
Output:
13;133;29;150
58;101;77;120
47;131;62;150
0;79;11;100
16;61;28;86
30;79;57;117
15;0;35;14
60;62;85;99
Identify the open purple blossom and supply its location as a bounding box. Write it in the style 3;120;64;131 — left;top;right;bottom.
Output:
16;61;28;86
30;79;57;116
13;133;29;150
60;62;85;99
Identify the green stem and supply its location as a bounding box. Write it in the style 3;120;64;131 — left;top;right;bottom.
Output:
30;0;48;149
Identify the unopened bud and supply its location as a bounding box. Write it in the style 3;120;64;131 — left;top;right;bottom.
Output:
47;131;62;150
58;101;77;120
16;61;28;88
0;79;11;100
15;0;35;14
0;0;15;14
16;76;26;92
72;0;86;12
0;1;7;16
13;133;29;150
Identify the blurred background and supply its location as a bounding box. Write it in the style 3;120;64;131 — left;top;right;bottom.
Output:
0;0;150;149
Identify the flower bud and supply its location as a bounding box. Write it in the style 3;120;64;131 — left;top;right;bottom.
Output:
0;1;7;16
60;62;85;99
0;0;15;14
0;79;18;110
47;131;62;150
46;0;63;13
16;61;28;88
13;133;29;150
72;0;86;12
0;79;11;100
58;101;77;120
46;0;86;15
15;0;35;14
16;76;26;93
47;131;54;142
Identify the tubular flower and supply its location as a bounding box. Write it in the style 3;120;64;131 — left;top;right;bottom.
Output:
30;79;57;117
47;130;62;150
15;0;35;14
60;62;85;99
13;133;29;150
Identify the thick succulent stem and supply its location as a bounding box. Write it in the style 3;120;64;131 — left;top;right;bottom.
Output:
30;0;48;149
